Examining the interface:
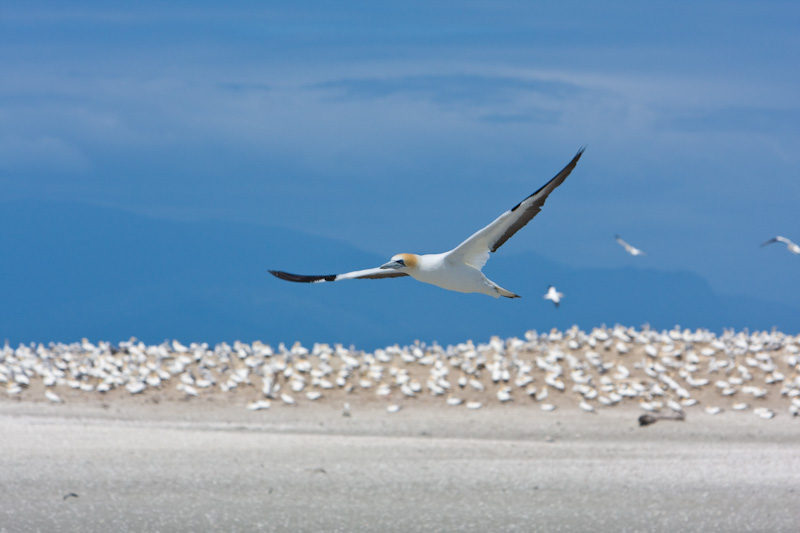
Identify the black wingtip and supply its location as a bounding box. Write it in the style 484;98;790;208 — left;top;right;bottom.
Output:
269;270;336;283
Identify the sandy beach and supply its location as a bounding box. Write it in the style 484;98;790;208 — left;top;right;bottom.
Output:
2;397;799;533
2;327;800;531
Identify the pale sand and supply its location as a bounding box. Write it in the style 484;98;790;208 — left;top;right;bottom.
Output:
1;398;799;532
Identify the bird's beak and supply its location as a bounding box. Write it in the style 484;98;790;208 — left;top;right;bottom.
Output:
380;260;404;270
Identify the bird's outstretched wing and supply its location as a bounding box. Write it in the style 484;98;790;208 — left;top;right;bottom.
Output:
615;234;646;256
269;267;408;284
760;236;786;247
615;234;631;251
448;148;584;269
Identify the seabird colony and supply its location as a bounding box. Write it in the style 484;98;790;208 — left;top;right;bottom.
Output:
2;326;799;419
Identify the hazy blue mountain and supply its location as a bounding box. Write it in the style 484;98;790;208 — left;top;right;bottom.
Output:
2;201;798;350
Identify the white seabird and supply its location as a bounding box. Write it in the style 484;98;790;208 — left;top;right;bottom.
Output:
760;236;800;254
270;148;584;298
543;285;563;308
615;235;646;256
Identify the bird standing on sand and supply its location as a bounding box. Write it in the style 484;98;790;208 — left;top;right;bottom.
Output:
270;148;585;298
761;236;800;254
543;286;564;308
615;235;646;256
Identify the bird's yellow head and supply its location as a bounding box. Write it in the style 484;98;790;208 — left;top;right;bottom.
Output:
380;253;418;270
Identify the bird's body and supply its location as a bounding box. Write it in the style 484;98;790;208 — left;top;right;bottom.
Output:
270;148;585;298
615;235;646;256
761;236;800;254
398;252;519;298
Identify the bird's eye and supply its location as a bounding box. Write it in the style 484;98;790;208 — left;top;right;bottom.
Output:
396;259;405;266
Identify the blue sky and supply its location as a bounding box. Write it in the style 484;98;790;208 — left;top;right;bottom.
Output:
2;1;799;311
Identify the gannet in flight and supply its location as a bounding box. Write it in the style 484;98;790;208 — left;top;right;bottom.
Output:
615;235;646;256
269;148;584;298
543;285;563;307
760;236;800;254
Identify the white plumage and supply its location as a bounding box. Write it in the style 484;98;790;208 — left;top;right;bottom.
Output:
543;285;564;307
761;236;800;254
615;235;647;256
45;389;64;404
270;149;584;298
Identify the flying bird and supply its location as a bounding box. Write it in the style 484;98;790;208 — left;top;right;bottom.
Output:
269;148;585;298
615;235;646;256
760;236;800;254
543;286;563;308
